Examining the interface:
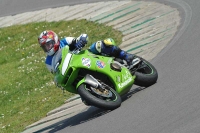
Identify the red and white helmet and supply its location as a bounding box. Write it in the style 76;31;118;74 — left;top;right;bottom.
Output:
38;30;60;56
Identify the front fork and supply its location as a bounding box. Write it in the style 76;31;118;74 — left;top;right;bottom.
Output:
76;74;103;90
76;74;103;106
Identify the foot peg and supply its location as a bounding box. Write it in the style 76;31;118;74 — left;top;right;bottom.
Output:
131;58;141;66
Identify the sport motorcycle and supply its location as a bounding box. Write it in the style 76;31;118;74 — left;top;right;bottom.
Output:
54;45;158;110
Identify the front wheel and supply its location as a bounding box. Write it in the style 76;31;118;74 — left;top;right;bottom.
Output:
78;83;122;110
133;58;158;87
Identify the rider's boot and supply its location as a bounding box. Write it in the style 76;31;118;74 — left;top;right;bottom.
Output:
119;51;134;65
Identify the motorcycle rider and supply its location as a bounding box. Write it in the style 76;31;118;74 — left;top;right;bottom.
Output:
38;30;134;73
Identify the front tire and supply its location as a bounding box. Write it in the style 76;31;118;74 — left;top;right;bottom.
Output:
78;83;122;110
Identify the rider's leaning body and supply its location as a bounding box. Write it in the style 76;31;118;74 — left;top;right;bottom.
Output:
38;30;134;74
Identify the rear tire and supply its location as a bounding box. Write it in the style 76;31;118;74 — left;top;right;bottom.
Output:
134;58;158;87
78;84;122;110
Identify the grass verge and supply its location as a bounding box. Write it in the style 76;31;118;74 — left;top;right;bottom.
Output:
0;19;122;133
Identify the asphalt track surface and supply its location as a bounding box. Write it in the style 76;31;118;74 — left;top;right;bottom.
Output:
1;0;200;133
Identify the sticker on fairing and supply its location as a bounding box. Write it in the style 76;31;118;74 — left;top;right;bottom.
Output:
96;60;105;69
118;77;132;88
82;58;91;68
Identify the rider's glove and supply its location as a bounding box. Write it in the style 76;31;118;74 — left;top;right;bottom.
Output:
75;40;86;48
75;34;88;48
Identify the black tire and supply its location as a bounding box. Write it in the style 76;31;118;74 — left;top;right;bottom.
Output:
78;84;122;110
134;58;158;87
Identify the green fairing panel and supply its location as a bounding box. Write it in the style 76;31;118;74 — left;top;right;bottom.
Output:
54;46;78;93
54;46;69;84
77;50;136;95
116;68;136;95
54;47;136;95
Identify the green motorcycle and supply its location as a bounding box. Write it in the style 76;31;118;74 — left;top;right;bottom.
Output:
54;46;158;110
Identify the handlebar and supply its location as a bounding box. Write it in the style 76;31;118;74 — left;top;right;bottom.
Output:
71;47;82;54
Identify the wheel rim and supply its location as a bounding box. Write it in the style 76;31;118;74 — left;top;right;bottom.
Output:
90;87;113;98
137;61;154;75
84;83;118;102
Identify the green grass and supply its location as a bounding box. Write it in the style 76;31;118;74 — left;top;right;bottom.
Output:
0;19;122;133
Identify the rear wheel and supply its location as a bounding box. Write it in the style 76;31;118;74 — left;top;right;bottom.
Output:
133;58;158;87
78;82;121;110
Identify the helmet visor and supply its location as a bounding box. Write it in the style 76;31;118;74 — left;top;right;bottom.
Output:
41;40;55;52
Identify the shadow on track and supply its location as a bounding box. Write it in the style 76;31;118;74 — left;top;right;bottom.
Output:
33;86;145;133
